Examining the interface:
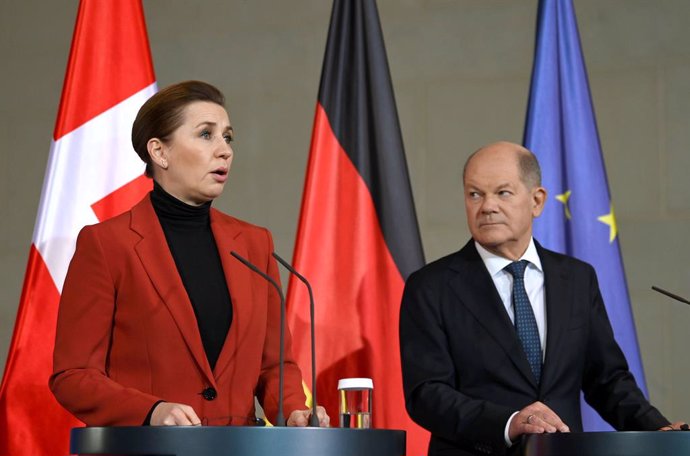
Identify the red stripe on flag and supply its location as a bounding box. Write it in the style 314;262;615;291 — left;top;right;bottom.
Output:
288;104;429;456
91;174;152;223
0;246;81;456
53;0;155;140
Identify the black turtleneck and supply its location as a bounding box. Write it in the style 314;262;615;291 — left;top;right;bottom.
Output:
150;181;232;371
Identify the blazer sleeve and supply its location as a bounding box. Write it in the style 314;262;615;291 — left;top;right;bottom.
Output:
254;228;307;422
580;264;670;430
49;225;160;425
400;269;514;451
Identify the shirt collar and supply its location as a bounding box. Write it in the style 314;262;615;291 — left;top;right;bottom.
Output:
474;238;543;278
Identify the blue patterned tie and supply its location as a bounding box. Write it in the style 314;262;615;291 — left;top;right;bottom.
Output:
505;260;542;384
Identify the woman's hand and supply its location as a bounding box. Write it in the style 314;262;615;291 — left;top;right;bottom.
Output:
150;402;201;426
287;406;330;427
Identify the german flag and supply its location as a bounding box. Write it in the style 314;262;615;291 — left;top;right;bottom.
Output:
286;1;428;454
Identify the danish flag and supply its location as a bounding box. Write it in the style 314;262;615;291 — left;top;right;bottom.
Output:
0;1;156;454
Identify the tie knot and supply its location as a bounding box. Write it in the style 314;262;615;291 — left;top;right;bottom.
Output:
505;260;529;279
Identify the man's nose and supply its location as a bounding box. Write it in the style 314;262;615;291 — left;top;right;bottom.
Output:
480;195;499;213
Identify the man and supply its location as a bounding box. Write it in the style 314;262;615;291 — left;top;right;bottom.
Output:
400;142;681;456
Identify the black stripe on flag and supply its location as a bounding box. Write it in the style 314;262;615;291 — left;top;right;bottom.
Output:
317;0;425;278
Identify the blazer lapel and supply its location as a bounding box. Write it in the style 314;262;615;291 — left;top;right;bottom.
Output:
538;243;572;390
130;196;215;385
448;241;539;388
209;211;255;380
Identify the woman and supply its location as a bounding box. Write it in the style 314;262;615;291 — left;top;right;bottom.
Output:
50;81;327;427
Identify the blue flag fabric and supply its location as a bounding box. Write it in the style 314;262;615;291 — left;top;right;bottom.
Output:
523;0;647;431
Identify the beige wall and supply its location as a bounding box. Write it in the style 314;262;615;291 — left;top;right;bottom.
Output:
1;0;689;421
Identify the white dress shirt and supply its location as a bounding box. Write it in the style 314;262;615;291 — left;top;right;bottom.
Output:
474;238;546;446
474;239;546;354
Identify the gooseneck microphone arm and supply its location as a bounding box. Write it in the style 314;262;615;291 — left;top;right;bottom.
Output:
230;251;286;426
652;286;690;305
272;251;319;427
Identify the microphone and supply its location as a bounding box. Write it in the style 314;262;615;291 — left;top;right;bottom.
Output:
651;286;690;305
230;251;286;426
272;252;319;427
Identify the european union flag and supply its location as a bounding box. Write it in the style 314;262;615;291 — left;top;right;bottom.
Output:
523;0;648;431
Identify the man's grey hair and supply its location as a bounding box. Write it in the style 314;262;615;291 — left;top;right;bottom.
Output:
463;143;542;188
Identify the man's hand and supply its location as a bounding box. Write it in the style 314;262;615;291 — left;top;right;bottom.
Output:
150;402;201;426
287;406;330;427
508;401;570;441
660;421;689;431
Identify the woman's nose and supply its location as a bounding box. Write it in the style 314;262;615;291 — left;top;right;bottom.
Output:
216;140;233;159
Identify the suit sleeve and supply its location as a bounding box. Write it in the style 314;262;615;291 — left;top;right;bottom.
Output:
580;265;670;430
400;270;514;451
254;228;307;422
49;226;160;425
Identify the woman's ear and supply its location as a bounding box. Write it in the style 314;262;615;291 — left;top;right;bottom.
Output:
147;138;168;170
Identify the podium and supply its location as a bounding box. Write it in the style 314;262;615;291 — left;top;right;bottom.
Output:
523;431;690;456
70;426;406;456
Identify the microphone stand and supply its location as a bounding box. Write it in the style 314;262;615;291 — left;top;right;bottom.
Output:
652;286;690;305
231;251;286;426
650;285;690;431
272;252;319;427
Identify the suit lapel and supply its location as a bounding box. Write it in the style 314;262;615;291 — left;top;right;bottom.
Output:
209;210;254;380
448;241;538;388
130;196;215;385
538;244;572;390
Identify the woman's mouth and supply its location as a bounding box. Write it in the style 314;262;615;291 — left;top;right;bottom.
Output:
211;167;229;182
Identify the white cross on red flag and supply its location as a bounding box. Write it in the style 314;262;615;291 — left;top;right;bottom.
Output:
0;1;156;454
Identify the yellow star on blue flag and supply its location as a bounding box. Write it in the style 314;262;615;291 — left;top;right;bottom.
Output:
597;205;617;243
556;190;572;219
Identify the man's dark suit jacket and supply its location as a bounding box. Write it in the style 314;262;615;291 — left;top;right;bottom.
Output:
400;240;669;456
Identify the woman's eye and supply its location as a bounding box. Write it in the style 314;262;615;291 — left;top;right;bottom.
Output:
223;134;233;144
200;130;211;139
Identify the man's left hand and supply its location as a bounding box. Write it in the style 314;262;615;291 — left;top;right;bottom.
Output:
659;421;688;431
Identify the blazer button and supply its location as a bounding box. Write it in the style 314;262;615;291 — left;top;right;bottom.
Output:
202;387;217;401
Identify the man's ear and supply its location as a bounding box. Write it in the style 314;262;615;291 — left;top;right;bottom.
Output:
532;186;547;217
147;138;168;170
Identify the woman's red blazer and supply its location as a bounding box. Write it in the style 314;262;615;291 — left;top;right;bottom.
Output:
50;195;306;426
